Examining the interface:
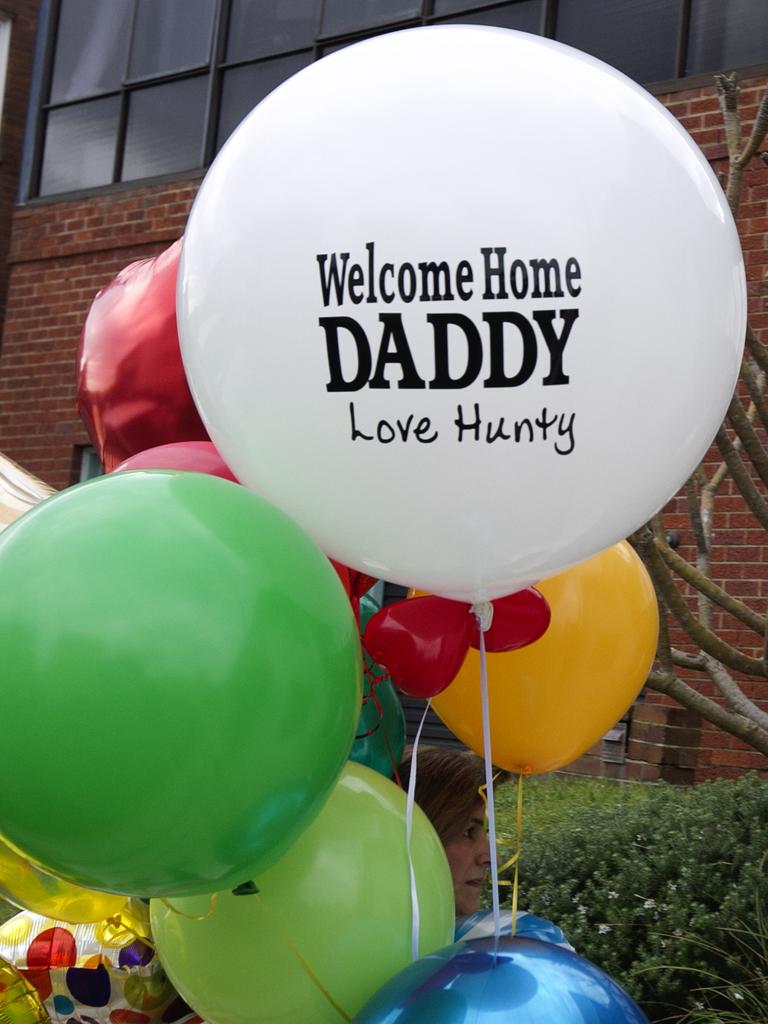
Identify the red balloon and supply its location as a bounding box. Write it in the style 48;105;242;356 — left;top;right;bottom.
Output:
470;587;551;653
77;239;209;471
114;441;238;482
364;596;474;698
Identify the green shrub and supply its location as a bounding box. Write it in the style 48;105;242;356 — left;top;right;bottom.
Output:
662;900;768;1024
496;774;768;1022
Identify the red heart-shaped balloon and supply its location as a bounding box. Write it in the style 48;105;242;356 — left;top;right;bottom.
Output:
77;239;209;471
364;596;474;698
471;587;551;652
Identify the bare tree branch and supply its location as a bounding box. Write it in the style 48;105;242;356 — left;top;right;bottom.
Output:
701;655;768;732
652;534;766;636
740;82;768;166
642;535;768;678
725;394;768;488
714;425;768;530
670;649;707;672
715;73;745;213
684;476;708;556
647;670;768;757
739;359;768;435
746;324;768;376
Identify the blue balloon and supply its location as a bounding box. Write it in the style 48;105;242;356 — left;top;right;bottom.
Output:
352;936;649;1023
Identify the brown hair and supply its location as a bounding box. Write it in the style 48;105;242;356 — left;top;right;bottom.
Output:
398;746;509;845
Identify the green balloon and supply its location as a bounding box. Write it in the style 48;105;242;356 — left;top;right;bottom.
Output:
151;761;454;1024
0;471;361;897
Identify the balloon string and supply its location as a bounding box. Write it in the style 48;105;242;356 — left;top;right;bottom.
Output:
474;605;501;953
384;725;403;787
355;667;388;739
511;772;525;932
158;893;218;921
102;913;155;949
255;895;351;1022
406;700;430;961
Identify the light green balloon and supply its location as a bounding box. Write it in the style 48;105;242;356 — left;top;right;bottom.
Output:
151;762;455;1024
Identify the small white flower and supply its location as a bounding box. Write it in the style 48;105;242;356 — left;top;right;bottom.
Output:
694;1003;704;1011
668;882;678;892
731;990;744;1001
598;924;612;934
607;890;619;900
642;899;657;910
577;905;587;916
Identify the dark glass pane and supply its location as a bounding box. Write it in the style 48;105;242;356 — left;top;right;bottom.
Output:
122;76;208;181
688;0;768;75
49;0;132;102
319;27;413;57
321;0;420;36
227;0;321;61
39;96;119;194
433;1;541;32
128;0;216;79
556;0;679;83
217;53;311;149
433;0;530;16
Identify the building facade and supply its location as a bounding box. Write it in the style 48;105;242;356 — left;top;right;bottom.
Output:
0;0;767;782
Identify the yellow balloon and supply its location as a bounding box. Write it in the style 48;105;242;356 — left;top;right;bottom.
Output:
0;957;49;1024
431;542;658;775
0;839;128;925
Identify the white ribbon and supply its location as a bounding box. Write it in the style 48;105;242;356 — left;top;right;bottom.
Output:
473;601;501;951
406;699;430;961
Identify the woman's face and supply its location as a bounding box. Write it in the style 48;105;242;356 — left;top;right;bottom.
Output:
443;802;491;916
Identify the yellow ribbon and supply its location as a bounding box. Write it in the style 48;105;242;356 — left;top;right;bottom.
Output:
159;892;218;921
99;912;155;950
483;773;525;936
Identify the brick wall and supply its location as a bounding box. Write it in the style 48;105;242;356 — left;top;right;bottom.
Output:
561;703;701;784
0;177;200;488
0;61;766;780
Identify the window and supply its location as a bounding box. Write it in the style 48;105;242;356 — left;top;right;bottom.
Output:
320;0;420;36
78;445;103;481
687;0;768;76
433;2;542;33
555;0;680;84
25;0;768;200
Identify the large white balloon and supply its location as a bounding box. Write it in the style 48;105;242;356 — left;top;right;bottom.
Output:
179;26;745;602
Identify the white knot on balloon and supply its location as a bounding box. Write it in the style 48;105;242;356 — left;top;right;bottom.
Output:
471;601;494;633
